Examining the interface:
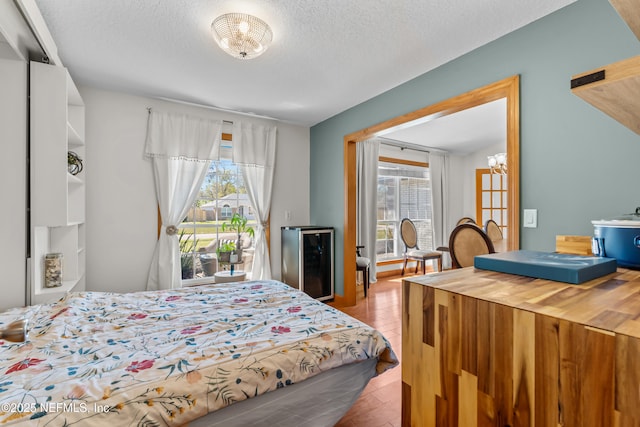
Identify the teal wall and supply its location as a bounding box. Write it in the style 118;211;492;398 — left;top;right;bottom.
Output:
310;0;640;296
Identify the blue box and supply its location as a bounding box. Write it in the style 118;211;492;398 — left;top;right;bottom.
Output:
474;250;617;284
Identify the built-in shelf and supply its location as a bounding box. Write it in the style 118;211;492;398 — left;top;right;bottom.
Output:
67;172;83;185
29;61;85;306
68;122;83;147
32;275;85;305
571;0;640;135
36;278;80;295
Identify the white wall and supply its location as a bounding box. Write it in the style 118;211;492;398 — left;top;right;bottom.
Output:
461;142;505;218
448;155;465;233
80;87;310;293
0;59;27;310
443;142;504;238
270;123;311;279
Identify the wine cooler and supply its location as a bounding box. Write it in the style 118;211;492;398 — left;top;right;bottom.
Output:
281;226;334;301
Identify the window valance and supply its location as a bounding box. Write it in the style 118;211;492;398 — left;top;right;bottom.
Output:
145;111;223;161
232;122;277;167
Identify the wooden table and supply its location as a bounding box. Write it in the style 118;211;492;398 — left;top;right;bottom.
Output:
492;238;507;253
402;267;640;427
214;270;247;283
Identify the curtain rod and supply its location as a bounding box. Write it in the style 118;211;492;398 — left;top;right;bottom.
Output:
146;107;233;124
378;137;451;154
154;96;279;122
379;138;430;154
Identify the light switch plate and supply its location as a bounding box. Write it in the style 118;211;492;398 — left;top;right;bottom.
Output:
523;209;537;228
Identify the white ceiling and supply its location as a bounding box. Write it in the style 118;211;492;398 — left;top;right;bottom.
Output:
33;0;575;129
383;98;507;154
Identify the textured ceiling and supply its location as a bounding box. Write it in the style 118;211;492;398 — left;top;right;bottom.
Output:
33;0;575;127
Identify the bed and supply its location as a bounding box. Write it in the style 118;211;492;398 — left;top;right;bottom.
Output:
0;280;397;426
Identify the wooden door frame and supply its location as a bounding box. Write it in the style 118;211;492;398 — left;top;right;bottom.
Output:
340;75;520;306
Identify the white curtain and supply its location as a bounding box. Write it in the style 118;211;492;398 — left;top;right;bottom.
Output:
356;139;380;283
145;111;223;290
429;151;451;269
232;122;277;280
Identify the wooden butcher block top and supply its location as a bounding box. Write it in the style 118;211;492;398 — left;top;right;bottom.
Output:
407;267;640;339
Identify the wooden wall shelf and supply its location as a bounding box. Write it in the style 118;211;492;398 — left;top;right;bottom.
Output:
571;55;640;135
571;0;640;135
610;0;640;41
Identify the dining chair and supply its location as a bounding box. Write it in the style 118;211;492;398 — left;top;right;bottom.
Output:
449;223;495;268
356;246;371;297
484;219;503;242
433;218;479;259
400;218;442;275
456;217;477;226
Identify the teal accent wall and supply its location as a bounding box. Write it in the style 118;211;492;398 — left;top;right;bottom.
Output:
310;0;640;296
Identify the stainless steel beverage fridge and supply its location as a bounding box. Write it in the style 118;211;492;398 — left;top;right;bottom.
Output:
281;226;334;301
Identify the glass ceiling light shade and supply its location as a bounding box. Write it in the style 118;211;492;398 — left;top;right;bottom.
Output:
211;13;273;59
488;152;507;175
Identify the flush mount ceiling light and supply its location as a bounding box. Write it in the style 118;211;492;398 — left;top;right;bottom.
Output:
211;13;273;59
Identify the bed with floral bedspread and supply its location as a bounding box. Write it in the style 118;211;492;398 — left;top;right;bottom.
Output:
0;280;397;426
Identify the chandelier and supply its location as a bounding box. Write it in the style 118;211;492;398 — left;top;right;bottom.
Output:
487;152;507;175
211;13;273;59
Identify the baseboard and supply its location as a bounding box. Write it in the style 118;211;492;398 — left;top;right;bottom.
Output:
376;266;435;278
377;268;404;278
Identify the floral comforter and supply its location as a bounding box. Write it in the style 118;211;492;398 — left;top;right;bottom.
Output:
0;280;397;426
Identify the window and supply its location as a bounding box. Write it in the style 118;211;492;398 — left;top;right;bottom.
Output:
179;158;257;283
376;160;433;260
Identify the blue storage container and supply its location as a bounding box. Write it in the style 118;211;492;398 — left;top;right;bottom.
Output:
592;208;640;270
474;250;617;284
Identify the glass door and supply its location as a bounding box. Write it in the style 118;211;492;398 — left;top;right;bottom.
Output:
475;168;508;238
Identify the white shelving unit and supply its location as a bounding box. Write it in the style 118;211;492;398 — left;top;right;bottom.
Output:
29;61;86;305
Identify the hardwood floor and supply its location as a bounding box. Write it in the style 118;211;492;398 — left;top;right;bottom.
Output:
333;274;412;427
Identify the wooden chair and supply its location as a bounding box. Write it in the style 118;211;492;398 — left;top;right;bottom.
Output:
356;246;371;297
484;219;503;242
435;218;480;258
456;217;477;226
400;218;442;275
449;223;495;268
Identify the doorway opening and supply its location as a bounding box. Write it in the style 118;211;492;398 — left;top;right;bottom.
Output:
340;76;520;306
